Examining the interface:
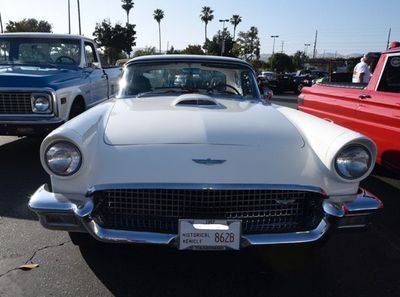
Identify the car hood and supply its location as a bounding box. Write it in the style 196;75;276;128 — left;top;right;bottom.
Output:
0;65;81;88
104;95;305;148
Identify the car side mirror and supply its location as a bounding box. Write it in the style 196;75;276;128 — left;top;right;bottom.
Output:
91;62;101;69
259;85;272;100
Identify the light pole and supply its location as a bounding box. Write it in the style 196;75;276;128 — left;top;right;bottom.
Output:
0;12;3;33
77;0;81;35
386;28;392;50
304;43;311;56
68;0;71;34
270;35;279;54
219;19;229;56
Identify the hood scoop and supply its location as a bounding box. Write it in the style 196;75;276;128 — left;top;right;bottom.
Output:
174;94;221;108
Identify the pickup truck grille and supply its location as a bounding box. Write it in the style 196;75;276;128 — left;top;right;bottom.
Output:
92;189;324;234
0;92;33;114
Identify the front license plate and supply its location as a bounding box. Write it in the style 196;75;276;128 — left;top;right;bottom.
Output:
178;219;241;250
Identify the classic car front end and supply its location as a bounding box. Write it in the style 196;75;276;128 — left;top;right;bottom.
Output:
29;55;382;250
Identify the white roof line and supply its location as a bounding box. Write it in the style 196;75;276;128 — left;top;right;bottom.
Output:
0;32;93;41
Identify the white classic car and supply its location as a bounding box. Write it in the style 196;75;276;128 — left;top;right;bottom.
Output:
29;55;382;250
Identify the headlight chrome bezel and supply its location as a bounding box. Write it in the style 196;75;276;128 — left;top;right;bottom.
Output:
44;141;82;176
334;144;372;181
31;93;53;114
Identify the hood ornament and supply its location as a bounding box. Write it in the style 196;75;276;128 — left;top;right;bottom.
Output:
192;158;226;165
275;199;296;206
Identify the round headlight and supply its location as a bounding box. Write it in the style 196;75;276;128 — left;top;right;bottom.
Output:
45;142;82;176
335;145;371;180
34;96;50;112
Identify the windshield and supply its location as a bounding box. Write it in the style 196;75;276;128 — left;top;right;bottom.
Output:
0;37;81;66
118;61;261;100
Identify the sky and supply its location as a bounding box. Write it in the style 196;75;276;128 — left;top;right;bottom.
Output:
1;0;400;57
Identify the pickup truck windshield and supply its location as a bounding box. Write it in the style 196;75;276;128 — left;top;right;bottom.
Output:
118;62;260;99
0;37;81;66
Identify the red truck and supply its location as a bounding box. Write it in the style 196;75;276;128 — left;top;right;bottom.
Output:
299;42;400;173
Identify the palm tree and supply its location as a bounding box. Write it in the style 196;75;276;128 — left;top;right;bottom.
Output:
200;6;214;44
153;9;164;54
230;15;242;40
121;0;134;24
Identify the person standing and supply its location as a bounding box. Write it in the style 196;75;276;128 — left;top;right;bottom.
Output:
352;53;374;83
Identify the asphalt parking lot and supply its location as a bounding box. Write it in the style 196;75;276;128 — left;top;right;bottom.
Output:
1;94;400;297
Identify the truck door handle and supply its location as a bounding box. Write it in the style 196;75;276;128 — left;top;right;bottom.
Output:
359;94;371;99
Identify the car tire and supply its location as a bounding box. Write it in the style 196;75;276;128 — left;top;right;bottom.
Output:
254;244;320;271
69;232;96;247
68;100;85;120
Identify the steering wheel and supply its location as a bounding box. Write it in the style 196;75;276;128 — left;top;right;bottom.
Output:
208;83;242;96
55;56;76;64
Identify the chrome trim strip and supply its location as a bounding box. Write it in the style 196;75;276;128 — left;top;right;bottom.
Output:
28;185;382;246
86;183;327;197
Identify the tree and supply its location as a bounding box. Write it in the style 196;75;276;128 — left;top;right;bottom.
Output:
6;18;52;32
291;51;308;70
121;0;134;24
181;44;205;55
204;29;236;57
200;6;214;44
153;9;164;54
93;19;136;64
230;15;242;40
134;46;157;57
269;53;295;73
251;59;268;72
166;46;182;54
236;26;260;62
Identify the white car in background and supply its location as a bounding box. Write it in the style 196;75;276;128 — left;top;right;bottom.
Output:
261;70;278;81
29;55;382;250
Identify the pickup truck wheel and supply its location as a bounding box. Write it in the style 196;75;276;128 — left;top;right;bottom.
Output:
69;100;85;120
69;232;96;247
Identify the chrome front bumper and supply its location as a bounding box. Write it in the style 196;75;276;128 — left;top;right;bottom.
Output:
0;118;64;136
28;185;382;247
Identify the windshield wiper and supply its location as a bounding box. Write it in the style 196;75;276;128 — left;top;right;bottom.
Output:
207;89;243;97
136;86;197;98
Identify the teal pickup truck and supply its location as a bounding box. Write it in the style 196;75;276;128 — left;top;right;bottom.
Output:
0;33;121;136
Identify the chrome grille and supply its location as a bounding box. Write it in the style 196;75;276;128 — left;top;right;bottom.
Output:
0;92;33;114
92;189;324;234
